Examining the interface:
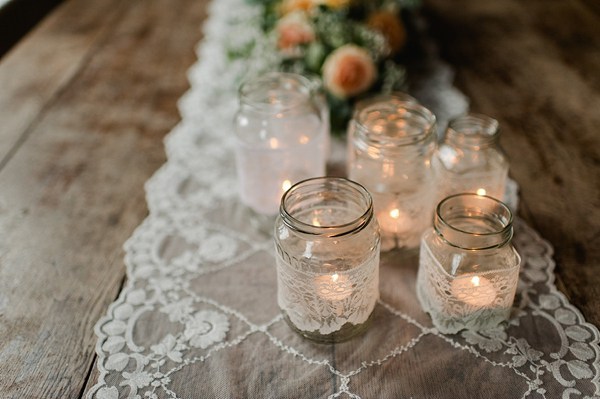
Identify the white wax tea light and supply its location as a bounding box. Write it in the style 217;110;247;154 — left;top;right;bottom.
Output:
450;275;496;307
314;273;352;301
416;194;521;333
377;206;411;235
281;180;292;192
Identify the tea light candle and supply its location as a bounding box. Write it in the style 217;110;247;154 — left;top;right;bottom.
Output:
274;177;380;342
314;272;352;301
282;179;292;193
234;72;327;216
432;113;509;202
450;275;496;307
377;206;411;235
416;194;521;334
347;100;437;250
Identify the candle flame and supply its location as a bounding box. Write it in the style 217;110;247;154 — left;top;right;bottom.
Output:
332;273;339;282
471;276;481;287
299;135;309;144
476;188;487;196
389;208;400;219
282;180;292;191
269;138;279;149
312;217;321;227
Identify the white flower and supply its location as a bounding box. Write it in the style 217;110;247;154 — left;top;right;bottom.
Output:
159;298;194;323
198;234;237;263
150;334;185;363
121;370;153;389
184;310;230;349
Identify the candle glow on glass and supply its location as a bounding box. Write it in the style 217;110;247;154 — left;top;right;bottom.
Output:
314;272;352;301
282;180;292;192
476;188;487;196
377;206;411;234
451;275;496;307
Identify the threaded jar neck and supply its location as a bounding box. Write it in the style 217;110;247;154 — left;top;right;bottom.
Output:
353;100;436;150
239;72;314;114
280;177;374;238
434;193;513;250
445;113;500;149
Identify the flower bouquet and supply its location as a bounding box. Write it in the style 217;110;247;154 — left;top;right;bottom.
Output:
236;0;421;134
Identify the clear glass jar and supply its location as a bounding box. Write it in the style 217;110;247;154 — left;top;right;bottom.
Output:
347;100;437;251
234;72;327;216
274;177;380;343
433;113;508;201
416;193;521;334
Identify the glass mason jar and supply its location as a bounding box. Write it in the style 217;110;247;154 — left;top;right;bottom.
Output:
347;100;437;251
433;113;508;201
274;177;380;343
416;193;521;334
234;72;327;216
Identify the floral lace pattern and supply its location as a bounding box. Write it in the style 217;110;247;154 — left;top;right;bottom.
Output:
276;245;379;335
87;0;600;397
416;241;521;333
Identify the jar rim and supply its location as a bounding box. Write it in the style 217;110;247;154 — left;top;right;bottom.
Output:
445;113;500;148
238;72;313;114
280;177;374;237
434;193;513;250
353;100;436;147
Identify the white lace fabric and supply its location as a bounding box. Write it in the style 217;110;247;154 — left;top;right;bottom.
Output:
87;0;600;397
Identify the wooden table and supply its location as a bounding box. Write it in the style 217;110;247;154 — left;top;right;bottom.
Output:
0;0;598;397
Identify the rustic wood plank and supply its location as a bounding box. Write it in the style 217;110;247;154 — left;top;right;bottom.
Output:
0;0;208;397
423;0;600;325
0;0;64;58
0;0;126;167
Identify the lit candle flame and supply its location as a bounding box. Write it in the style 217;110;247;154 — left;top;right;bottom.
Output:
389;208;400;219
471;276;480;287
312;217;321;227
282;180;292;192
476;188;487;196
332;273;339;283
269;138;279;149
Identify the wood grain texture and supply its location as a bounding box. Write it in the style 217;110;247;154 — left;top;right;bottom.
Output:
0;0;208;397
423;0;600;325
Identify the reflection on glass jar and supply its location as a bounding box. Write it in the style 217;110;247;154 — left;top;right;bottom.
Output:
234;72;328;216
274;177;380;343
347;99;437;251
416;193;521;334
433;113;509;201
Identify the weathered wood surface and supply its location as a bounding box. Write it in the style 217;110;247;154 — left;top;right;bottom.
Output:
0;0;208;397
0;0;598;397
424;0;600;326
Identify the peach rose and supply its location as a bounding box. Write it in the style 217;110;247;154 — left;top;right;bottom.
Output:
276;12;315;50
367;11;407;55
322;45;377;99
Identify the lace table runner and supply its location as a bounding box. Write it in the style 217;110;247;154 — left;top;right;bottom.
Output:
88;0;600;397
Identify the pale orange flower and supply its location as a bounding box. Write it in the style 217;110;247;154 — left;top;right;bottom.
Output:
276;12;315;50
322;45;377;99
367;11;407;55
